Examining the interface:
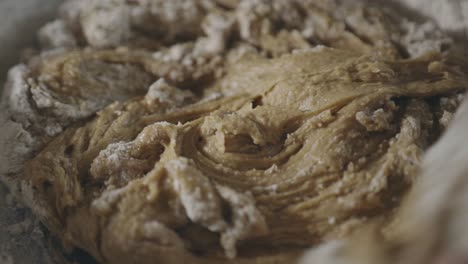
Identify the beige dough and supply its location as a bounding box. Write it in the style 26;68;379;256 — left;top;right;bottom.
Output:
1;1;467;264
24;48;466;263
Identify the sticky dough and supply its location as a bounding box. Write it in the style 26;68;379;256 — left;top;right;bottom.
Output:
1;1;467;264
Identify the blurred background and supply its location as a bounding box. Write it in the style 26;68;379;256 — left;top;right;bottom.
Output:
0;0;467;85
0;0;62;84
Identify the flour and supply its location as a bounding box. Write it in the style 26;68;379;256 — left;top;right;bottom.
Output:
91;187;126;215
199;13;236;55
0;66;41;194
165;158;227;233
38;20;77;50
397;0;468;35
216;184;268;259
356;100;398;132
401;21;453;57
91;141;135;183
98;142;132;164
145;78;195;107
80;0;131;48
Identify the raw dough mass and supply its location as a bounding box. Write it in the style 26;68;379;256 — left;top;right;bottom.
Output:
0;0;467;264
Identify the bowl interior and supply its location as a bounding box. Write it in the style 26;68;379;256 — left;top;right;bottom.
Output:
0;0;62;87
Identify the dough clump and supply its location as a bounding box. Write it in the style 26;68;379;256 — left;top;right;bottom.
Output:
1;0;467;264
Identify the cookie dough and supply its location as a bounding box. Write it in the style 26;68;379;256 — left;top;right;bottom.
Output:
1;1;467;264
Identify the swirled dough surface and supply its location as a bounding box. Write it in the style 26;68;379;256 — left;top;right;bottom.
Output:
1;0;468;264
23;48;466;263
